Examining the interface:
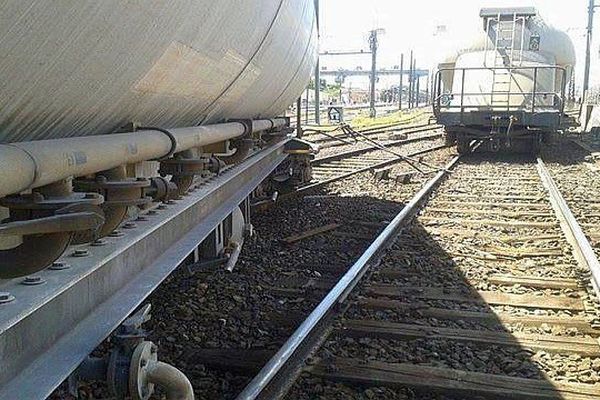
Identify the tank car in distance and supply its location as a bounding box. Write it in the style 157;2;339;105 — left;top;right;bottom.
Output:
433;7;575;153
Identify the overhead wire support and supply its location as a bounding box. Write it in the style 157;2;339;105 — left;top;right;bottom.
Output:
414;58;419;107
314;0;321;125
399;53;404;110
584;0;598;101
408;50;414;109
369;29;380;118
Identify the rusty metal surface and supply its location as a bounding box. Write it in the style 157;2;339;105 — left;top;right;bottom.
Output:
0;0;317;143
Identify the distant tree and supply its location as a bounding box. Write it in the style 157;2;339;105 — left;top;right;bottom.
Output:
324;83;342;99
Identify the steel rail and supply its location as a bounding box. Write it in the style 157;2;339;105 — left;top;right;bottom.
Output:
356;120;434;134
314;124;441;148
537;157;600;297
301;144;450;192
308;122;438;145
236;153;461;400
301;112;433;136
313;131;442;165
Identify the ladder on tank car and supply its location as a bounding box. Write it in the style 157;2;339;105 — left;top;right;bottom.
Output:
485;12;526;110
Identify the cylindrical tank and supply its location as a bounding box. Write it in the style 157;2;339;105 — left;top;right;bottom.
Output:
437;10;575;109
0;1;318;144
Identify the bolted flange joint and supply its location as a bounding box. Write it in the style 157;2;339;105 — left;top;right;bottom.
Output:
159;155;224;177
129;341;194;400
0;180;105;278
74;167;152;239
74;175;151;209
159;150;225;196
146;177;179;202
69;305;193;400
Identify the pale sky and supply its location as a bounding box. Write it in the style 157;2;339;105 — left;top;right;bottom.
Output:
319;0;593;92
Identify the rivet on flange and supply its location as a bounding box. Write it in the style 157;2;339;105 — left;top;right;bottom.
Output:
49;261;70;270
21;276;45;286
91;239;108;247
108;230;125;238
123;222;137;229
73;249;90;257
0;292;15;304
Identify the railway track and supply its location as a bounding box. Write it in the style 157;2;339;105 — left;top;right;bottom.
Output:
301;131;445;192
118;139;455;399
303;117;437;150
542;138;600;259
238;152;600;400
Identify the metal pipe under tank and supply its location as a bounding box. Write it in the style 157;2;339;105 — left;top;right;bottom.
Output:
145;361;195;400
0;118;287;198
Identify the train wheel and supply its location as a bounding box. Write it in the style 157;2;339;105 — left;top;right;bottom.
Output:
456;139;471;154
444;130;456;146
531;137;541;155
542;132;553;144
514;138;541;155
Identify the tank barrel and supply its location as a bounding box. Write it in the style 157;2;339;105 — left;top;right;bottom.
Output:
0;118;287;198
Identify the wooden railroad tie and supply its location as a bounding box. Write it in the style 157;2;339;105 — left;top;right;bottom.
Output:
424;227;562;243
430;200;552;210
356;297;600;334
439;193;544;202
419;216;558;229
281;219;386;244
281;223;341;244
337;319;600;356
367;285;585;311
424;207;555;219
450;174;540;182
487;274;580;290
310;358;600;400
375;271;580;291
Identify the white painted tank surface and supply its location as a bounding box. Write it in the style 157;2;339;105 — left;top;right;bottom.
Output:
0;1;318;143
438;10;575;110
451;51;559;108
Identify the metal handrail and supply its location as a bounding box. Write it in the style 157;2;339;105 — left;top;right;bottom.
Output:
433;65;567;121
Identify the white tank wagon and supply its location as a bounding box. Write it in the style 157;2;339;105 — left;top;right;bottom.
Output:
433;7;575;153
0;0;318;278
0;0;317;143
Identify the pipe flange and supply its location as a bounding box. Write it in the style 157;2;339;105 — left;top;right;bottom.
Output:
74;177;152;208
146;177;179;202
0;188;105;278
129;341;158;400
158;157;210;177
